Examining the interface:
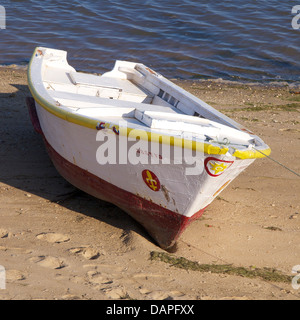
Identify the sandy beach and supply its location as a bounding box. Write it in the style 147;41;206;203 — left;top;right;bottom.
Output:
0;66;299;300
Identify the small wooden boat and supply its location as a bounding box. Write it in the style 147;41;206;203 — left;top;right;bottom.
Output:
27;47;270;249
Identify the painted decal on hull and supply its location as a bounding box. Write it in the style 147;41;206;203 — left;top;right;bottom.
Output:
142;170;161;192
204;157;234;177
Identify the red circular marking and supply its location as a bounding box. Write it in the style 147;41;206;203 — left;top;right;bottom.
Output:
142;170;161;192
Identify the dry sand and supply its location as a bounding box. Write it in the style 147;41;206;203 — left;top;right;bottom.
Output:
0;67;299;300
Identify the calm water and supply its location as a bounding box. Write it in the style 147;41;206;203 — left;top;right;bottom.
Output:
1;0;300;82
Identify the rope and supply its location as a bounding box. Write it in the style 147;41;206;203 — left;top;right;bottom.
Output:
253;147;300;178
211;138;299;178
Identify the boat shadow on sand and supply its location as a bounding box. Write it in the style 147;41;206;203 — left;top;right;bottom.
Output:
0;83;154;246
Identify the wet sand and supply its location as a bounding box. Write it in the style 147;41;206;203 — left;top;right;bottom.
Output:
0;67;299;300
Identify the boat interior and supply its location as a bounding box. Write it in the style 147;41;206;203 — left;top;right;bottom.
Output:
41;56;258;147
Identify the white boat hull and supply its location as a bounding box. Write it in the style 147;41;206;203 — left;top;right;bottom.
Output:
28;98;254;249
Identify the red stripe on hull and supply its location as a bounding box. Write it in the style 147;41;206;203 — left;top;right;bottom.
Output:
27;97;206;249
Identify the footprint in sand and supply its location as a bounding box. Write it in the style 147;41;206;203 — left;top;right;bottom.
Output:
68;247;101;260
104;287;128;299
36;232;70;243
6;269;26;282
29;255;66;269
147;290;187;300
86;270;113;286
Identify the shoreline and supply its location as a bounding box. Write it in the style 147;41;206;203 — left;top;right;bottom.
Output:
1;64;300;88
0;67;299;300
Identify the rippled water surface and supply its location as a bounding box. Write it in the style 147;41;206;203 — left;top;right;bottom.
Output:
1;0;300;81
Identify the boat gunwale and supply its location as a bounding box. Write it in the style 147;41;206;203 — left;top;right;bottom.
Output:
27;47;271;159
